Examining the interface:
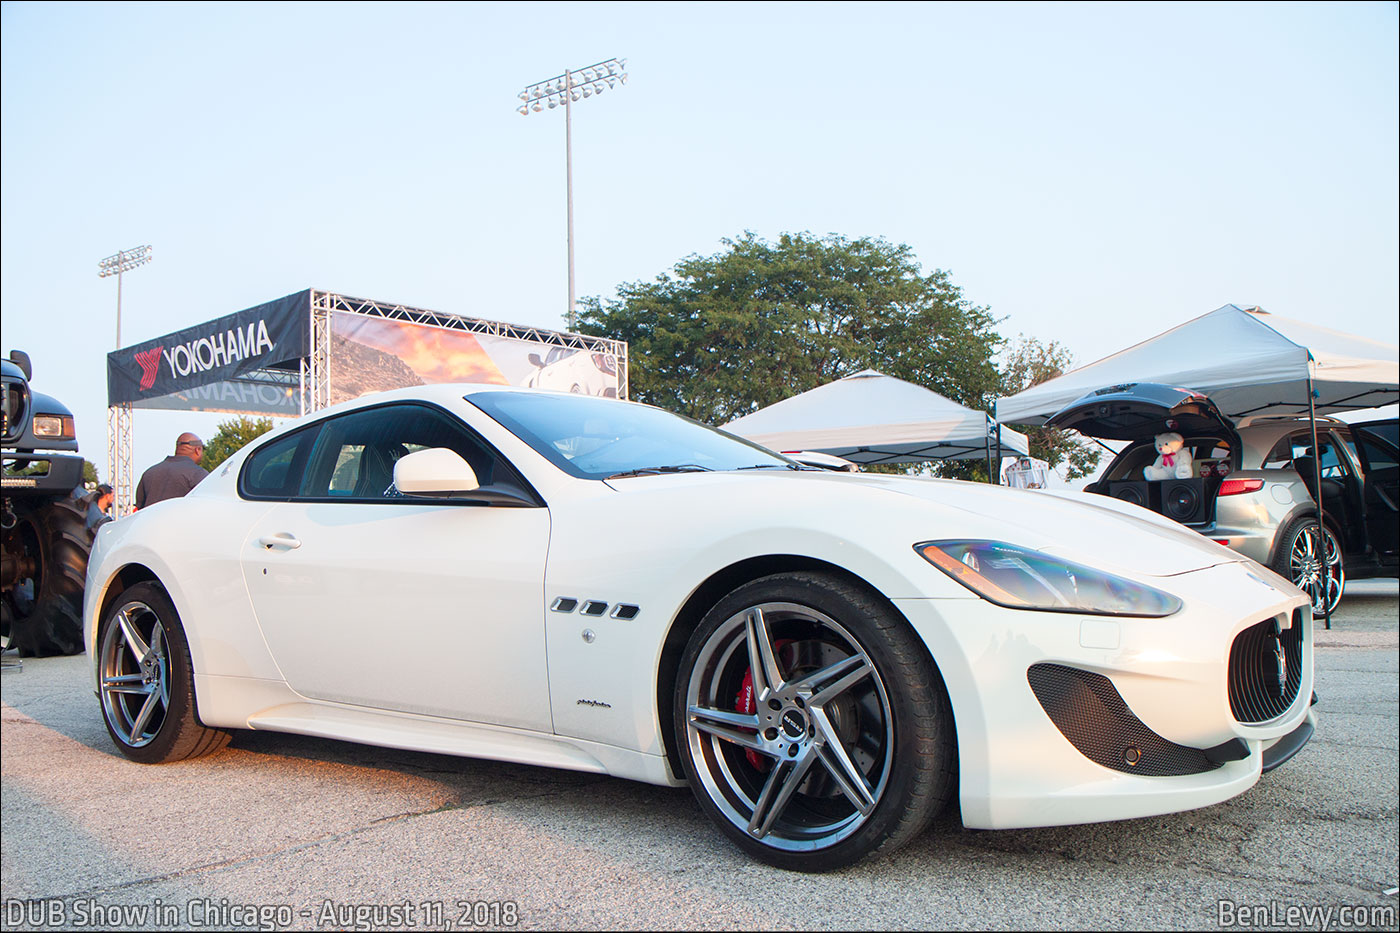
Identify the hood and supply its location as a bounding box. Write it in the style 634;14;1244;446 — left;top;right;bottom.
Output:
605;469;1242;578
1046;382;1239;444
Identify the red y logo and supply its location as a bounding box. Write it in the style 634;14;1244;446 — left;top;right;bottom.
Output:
135;347;163;391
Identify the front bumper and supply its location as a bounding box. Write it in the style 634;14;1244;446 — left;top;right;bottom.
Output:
894;560;1313;830
1262;706;1317;773
1;452;85;496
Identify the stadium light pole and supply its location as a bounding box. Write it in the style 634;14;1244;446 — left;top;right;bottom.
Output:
516;58;627;331
98;244;151;516
98;245;153;349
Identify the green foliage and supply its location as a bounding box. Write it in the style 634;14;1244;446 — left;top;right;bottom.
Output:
200;417;275;472
998;336;1101;480
82;460;99;485
576;232;1004;427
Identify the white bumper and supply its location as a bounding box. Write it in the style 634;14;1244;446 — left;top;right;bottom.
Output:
895;560;1313;830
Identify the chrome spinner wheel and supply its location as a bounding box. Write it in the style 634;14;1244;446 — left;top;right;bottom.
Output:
1285;521;1344;617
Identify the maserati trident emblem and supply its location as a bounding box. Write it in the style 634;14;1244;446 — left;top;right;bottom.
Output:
1268;625;1288;698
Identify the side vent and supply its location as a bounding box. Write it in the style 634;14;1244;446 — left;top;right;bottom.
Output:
580;600;608;617
610;604;640;620
1028;663;1223;776
550;597;579;613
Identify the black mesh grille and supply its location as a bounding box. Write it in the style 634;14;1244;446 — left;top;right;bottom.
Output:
1027;663;1221;777
1228;610;1304;723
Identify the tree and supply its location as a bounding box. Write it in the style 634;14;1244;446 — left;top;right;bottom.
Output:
82;460;99;486
576;232;1003;427
200;417;275;472
998;336;1101;479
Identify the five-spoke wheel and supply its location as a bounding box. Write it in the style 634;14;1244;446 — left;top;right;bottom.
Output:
675;573;953;871
97;582;230;763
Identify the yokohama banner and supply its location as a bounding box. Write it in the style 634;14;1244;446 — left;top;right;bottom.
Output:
107;290;310;406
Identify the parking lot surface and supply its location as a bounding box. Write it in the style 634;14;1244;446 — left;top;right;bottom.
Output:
3;580;1396;931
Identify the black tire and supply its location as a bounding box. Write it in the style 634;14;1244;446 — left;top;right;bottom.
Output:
673;572;954;871
1272;516;1345;617
96;582;230;763
2;497;90;657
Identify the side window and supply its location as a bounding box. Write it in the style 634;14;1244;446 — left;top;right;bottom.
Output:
240;428;316;499
1261;435;1300;471
298;403;521;502
327;444;366;496
1317;434;1350;480
1359;421;1399;449
1357;433;1399;473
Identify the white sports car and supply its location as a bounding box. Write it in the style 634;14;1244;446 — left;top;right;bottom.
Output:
86;385;1316;871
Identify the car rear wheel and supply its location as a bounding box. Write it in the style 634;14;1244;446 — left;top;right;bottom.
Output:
97;582;230;763
674;572;953;871
1273;517;1344;616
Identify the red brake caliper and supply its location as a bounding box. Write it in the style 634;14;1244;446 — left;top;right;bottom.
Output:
735;639;791;771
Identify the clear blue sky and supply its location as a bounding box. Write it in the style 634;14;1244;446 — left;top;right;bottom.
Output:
2;1;1396;477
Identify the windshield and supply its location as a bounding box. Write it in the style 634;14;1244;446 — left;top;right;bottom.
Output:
466;390;795;479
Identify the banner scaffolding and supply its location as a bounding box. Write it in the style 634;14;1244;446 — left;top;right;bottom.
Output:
106;289;628;514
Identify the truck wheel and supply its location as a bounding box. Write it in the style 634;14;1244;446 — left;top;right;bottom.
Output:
3;497;90;657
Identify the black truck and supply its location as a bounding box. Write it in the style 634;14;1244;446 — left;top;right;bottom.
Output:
2;350;90;655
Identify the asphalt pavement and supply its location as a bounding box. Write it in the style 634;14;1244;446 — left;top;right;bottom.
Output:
3;580;1396;931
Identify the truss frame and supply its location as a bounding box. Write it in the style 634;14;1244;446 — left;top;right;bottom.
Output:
109;289;629;514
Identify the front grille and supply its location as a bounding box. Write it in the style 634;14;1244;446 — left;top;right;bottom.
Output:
2;378;28;444
1028;663;1221;776
1229;610;1304;723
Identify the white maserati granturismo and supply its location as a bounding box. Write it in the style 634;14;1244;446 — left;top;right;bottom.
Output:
85;385;1316;871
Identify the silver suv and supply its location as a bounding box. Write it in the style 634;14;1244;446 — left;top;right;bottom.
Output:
1049;384;1399;615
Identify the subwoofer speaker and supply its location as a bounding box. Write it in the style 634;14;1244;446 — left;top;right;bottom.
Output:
1161;477;1207;524
1108;480;1153;509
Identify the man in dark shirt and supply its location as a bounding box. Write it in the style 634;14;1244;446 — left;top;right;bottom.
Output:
86;483;115;532
135;433;208;509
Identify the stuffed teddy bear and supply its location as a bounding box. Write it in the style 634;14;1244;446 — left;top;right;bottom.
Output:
1143;432;1193;480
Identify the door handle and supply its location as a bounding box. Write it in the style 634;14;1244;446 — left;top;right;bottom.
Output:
257;533;302;550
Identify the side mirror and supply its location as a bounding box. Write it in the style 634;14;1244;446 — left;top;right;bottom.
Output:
392;447;538;507
527;353;543;368
8;350;32;380
393;447;480;497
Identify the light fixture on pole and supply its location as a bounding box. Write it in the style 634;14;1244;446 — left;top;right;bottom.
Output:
97;245;153;349
98;244;151;518
516;58;628;331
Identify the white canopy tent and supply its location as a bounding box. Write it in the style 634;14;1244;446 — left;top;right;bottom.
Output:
994;304;1397;629
723;370;1029;466
996;304;1399;426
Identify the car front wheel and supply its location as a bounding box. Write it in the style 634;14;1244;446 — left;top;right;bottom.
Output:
97;582;230;763
1273;517;1344;617
674;572;953;871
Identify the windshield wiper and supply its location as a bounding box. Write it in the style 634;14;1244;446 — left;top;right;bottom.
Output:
734;463;803;471
606;464;714;479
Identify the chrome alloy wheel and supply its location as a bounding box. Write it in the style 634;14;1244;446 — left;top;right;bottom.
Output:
684;601;894;851
1288;523;1344;616
99;600;171;748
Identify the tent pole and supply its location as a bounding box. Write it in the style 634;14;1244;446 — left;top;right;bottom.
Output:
984;416;994;483
993;404;1003;485
1307;366;1331;630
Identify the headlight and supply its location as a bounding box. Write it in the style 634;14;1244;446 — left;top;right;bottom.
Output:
32;414;75;440
915;540;1181;618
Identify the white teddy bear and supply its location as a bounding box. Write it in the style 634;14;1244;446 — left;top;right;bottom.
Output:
1143;431;1194;481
